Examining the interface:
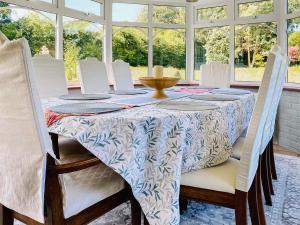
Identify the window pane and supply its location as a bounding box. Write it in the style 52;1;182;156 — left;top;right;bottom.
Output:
65;0;102;16
194;27;229;80
288;17;300;83
112;27;148;80
153;29;186;79
0;3;56;56
63;17;103;81
238;0;273;17
235;22;277;82
197;6;227;21
112;3;147;23
153;5;185;24
288;0;300;13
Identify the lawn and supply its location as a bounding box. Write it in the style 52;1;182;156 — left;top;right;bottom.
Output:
195;66;300;83
131;66;186;80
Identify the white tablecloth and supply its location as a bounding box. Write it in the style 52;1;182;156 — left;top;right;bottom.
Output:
44;91;255;225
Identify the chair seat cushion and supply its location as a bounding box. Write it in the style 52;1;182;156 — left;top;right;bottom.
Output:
57;139;125;218
231;137;245;160
181;158;240;194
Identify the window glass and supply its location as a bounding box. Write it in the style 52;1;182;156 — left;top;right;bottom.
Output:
0;3;56;56
153;29;186;79
194;26;229;80
113;27;148;80
153;5;185;24
65;0;102;16
238;0;273;17
41;0;52;3
288;17;300;83
63;17;103;81
235;22;277;82
288;0;300;14
197;6;227;21
112;3;147;23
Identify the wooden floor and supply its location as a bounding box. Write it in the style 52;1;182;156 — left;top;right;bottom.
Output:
274;145;300;157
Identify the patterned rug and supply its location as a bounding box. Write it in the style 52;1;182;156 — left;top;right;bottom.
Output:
16;154;300;225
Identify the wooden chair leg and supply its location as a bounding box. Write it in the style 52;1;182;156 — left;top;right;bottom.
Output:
257;161;267;225
261;151;272;206
143;213;150;225
267;145;275;195
3;206;14;225
235;191;248;225
131;197;142;225
180;198;188;215
248;174;260;225
269;137;277;180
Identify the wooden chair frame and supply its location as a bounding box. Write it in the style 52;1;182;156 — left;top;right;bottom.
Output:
3;134;142;225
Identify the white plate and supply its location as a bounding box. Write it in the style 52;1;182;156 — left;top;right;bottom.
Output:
109;89;148;95
48;103;123;114
59;94;111;100
210;88;252;95
157;101;219;111
189;94;240;101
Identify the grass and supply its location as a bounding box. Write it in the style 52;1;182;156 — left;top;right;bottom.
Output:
195;66;300;83
67;65;300;84
130;66;186;80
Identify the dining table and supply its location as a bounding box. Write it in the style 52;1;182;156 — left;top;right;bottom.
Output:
43;88;256;225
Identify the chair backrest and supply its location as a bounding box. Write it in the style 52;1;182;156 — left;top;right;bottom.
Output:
111;60;134;90
200;62;231;88
32;55;68;98
236;46;285;192
0;32;54;222
78;58;110;94
260;55;288;153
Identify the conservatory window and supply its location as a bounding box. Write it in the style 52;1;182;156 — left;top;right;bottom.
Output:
288;17;300;84
235;22;277;82
153;5;185;24
238;0;274;18
288;0;300;14
65;0;102;16
194;26;229;80
63;17;104;81
112;3;148;23
196;6;228;22
0;4;56;57
153;29;186;79
112;27;148;80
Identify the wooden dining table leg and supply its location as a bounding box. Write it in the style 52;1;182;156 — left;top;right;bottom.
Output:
131;196;142;225
2;206;14;225
144;214;150;225
261;150;272;206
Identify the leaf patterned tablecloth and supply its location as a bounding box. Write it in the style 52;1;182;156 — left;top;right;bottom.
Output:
44;93;255;225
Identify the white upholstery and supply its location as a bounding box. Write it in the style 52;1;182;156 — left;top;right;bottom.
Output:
200;62;231;88
111;60;134;90
231;137;245;160
78;58;110;94
58;153;125;218
0;32;54;223
236;46;286;192
32;55;68;98
181;158;240;194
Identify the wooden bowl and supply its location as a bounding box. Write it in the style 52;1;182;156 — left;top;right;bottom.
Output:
139;77;179;99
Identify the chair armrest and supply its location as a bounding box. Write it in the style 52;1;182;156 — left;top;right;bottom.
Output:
48;156;102;175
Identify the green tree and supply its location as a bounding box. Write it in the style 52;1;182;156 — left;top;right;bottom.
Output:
64;41;80;81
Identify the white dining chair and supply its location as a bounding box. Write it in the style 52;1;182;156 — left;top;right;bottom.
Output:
200;62;231;88
78;57;110;94
32;54;68;98
232;47;288;206
0;33;133;225
111;60;135;91
180;47;286;225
